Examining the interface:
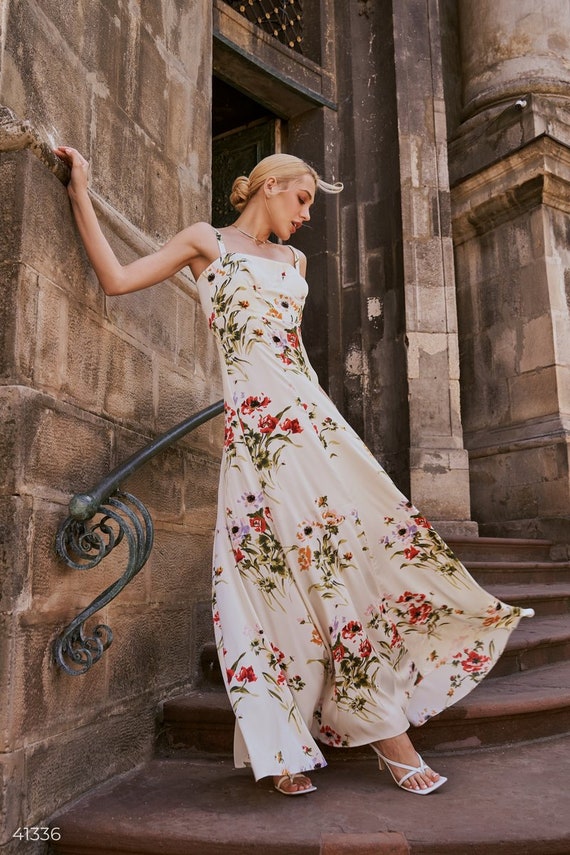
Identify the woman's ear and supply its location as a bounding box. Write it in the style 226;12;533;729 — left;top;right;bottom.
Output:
264;176;278;195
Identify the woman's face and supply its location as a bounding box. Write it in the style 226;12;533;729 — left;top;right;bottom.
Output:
266;175;315;240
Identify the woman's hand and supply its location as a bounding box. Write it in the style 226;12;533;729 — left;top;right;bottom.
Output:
53;145;90;198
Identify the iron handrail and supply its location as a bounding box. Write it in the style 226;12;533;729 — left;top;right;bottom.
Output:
54;399;224;675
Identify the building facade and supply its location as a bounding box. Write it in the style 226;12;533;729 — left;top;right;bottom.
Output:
1;0;569;848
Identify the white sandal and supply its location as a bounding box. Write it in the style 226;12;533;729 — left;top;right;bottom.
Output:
371;745;447;794
273;773;317;796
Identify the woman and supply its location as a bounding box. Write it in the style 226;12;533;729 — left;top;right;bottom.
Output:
54;146;533;797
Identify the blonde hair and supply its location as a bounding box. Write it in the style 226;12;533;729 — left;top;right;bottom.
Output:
229;153;343;212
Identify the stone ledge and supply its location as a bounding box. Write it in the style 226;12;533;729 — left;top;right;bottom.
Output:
451;134;570;242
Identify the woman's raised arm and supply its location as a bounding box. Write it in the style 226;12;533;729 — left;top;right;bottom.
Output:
54;146;209;295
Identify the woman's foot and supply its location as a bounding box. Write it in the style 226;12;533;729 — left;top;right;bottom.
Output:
273;773;316;795
372;733;445;792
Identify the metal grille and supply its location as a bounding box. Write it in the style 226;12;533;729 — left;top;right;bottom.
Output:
225;0;304;53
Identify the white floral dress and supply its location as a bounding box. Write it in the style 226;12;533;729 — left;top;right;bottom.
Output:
196;230;533;782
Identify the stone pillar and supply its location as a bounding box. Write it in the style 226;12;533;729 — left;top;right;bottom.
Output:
449;0;570;541
392;0;475;534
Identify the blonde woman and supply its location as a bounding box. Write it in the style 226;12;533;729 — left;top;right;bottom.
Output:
55;146;534;797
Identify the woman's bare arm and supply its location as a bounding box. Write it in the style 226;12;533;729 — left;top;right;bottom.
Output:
54;146;211;295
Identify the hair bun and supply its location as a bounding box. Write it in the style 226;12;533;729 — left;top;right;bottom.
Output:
229;175;250;212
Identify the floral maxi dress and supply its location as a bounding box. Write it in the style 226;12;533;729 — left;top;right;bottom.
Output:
196;230;534;782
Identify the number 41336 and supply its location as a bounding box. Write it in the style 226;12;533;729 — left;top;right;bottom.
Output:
12;827;61;841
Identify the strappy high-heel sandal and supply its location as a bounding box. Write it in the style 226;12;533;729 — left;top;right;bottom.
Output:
371;745;447;795
273;773;317;796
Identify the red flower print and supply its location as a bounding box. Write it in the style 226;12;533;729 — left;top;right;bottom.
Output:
208;311;216;329
281;418;303;434
298;546;312;570
341;621;362;639
224;426;234;447
279;353;293;365
415;515;432;529
241;395;271;415
332;643;347;662
249;514;267;533
258;414;279;433
320;725;342;745
286;331;300;348
236;665;257;683
404;546;419;560
226;668;235;683
270;643;285;664
264;506;273;520
277;672;286;685
459;649;491;673
213;611;220;625
359;638;372;658
397;592;432;624
234;548;245;562
389;623;403;648
409;603;433;624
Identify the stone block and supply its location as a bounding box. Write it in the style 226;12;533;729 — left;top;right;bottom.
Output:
0;615;16;751
519;314;555;373
0;749;25;846
557;365;570;411
103;333;155;428
24;704;154;824
148;527;214;605
34;274;69;393
410;459;471;521
91;99;147;229
4;2;90;151
0;495;33;613
536;476;570;517
165;73;194;170
174;288;199;374
137;27;169;147
119;440;186;521
509;366;558;423
144;147;181;242
8;610;108;746
106;602;194;699
22;394;113;497
155;362;218;444
105;280;177;362
0;155;22;263
0;387;23;496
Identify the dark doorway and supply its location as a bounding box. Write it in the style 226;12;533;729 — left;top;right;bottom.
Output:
212;77;281;227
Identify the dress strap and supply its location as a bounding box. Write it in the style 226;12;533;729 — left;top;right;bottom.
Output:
289;245;300;269
214;228;227;258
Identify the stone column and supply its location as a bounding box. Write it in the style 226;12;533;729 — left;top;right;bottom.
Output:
449;0;570;541
392;0;475;535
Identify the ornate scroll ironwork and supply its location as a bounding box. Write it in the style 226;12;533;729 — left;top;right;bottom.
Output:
225;0;304;52
53;400;224;675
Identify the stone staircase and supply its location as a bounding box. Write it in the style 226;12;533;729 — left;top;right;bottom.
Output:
49;537;570;855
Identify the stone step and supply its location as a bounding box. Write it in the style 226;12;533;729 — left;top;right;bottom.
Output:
487;582;570;616
491;614;570;677
447;535;554;563
160;658;570;758
467;560;570;587
50;733;570;855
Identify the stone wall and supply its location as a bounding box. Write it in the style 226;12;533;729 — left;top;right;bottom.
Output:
0;0;219;848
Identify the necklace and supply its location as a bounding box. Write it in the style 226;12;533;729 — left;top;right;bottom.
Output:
232;224;270;246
